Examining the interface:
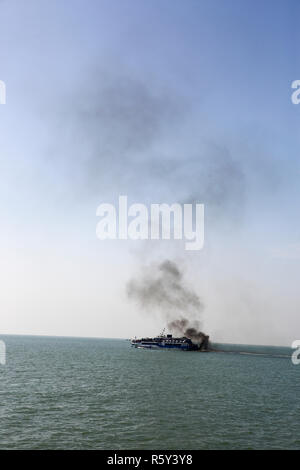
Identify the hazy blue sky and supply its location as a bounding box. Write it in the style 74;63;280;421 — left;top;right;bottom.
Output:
0;0;299;344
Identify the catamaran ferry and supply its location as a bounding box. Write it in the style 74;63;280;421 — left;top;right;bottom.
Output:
131;331;209;351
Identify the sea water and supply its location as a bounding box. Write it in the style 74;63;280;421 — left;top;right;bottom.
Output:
0;335;298;449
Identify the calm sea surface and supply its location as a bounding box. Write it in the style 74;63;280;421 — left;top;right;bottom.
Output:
0;335;299;449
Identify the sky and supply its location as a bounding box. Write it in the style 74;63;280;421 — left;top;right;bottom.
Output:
0;0;299;345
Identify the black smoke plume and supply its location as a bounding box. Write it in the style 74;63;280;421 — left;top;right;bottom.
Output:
127;259;208;345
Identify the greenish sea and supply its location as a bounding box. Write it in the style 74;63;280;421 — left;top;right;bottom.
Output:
0;335;298;449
